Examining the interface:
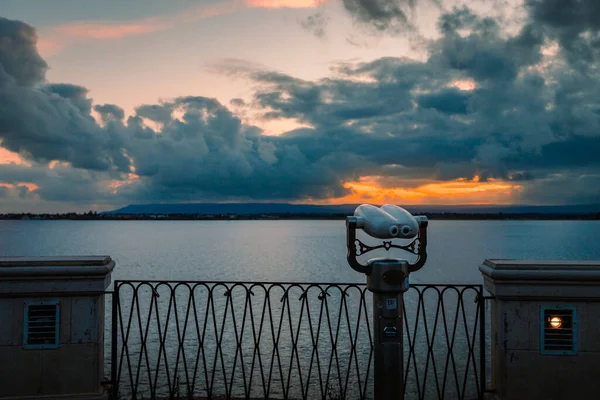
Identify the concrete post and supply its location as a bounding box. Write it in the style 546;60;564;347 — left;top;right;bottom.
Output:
480;259;600;400
0;256;115;400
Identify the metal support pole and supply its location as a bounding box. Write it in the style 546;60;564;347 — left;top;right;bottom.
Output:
368;259;409;400
373;291;404;399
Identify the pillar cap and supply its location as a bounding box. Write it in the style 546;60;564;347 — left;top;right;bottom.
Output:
0;256;115;294
480;259;600;299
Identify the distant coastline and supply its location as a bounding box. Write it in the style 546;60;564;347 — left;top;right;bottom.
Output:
4;202;600;221
3;212;599;220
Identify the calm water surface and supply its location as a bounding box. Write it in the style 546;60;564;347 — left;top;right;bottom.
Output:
2;219;600;284
2;220;599;398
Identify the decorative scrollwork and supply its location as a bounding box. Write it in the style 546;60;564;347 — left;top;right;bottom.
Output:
353;237;419;257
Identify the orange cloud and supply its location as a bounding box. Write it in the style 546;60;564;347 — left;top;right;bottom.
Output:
54;20;169;40
0;183;39;192
109;173;140;194
38;2;240;57
323;176;522;205
38;0;323;57
449;78;477;91
0;147;32;166
38;19;170;57
244;0;327;8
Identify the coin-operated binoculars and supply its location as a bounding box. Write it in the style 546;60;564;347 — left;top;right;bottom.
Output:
346;204;428;400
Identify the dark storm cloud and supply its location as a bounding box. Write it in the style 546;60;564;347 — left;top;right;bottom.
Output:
46;83;93;114
0;163;116;204
300;11;330;38
417;88;471;114
242;5;600;202
135;103;174;124
111;95;366;201
526;0;600;67
0;18;129;173
341;0;416;32
2;3;600;208
0;17;47;86
94;104;125;121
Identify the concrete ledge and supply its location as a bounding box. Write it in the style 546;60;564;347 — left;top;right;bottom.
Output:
479;259;600;299
0;392;107;400
0;256;115;295
0;256;114;267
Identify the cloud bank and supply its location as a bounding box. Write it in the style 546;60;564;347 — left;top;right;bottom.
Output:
2;0;600;211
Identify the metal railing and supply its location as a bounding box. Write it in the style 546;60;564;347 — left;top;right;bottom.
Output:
110;281;485;400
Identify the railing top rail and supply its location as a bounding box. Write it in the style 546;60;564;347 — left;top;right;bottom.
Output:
113;279;483;288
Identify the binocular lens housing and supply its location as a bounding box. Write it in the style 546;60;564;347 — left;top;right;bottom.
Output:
354;204;419;239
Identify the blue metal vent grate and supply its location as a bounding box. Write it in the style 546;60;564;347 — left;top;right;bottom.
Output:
24;301;60;349
540;305;577;355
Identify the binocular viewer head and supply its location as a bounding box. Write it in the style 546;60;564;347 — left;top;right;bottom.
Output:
346;204;428;275
353;204;423;240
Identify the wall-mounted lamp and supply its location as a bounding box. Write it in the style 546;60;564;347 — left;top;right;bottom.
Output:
540;305;577;355
549;316;562;329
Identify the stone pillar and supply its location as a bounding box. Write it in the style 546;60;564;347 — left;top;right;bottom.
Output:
480;259;600;400
0;256;115;400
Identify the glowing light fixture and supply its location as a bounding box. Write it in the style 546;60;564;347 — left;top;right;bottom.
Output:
541;305;577;355
549;316;562;329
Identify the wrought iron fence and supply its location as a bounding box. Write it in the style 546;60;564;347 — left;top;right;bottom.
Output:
110;281;485;400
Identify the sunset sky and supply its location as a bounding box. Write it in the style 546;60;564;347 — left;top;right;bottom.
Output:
1;0;599;212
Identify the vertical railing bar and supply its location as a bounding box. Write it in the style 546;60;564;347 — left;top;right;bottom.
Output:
298;289;311;400
449;289;464;398
360;287;373;400
232;286;251;398
402;287;422;399
327;288;345;398
173;284;195;398
132;285;148;397
111;282;119;400
321;288;337;398
225;284;247;398
151;285;165;397
200;285;214;398
139;284;157;399
170;286;182;400
274;289;289;399
162;284;176;398
430;289;446;400
208;285;222;397
312;288;328;399
188;285;203;397
341;286;357;398
479;286;486;400
300;285;323;400
218;285;233;398
247;285;269;399
265;287;279;398
286;285;307;399
457;288;478;400
347;286;365;399
283;289;296;397
120;285;139;399
439;289;453;398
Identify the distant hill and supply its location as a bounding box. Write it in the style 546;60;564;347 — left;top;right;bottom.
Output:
105;203;600;215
